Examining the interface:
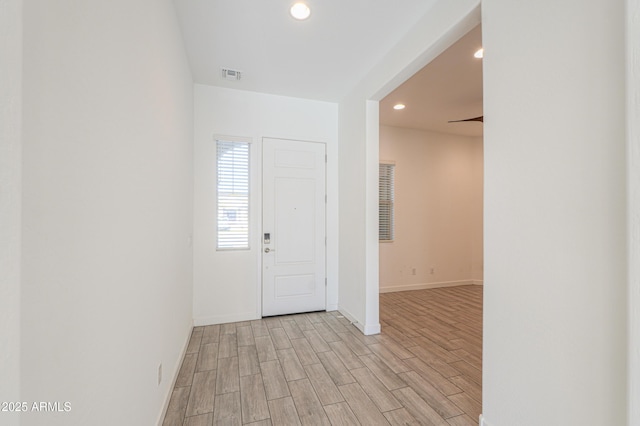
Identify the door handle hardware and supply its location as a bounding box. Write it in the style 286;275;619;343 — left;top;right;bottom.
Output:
264;248;275;253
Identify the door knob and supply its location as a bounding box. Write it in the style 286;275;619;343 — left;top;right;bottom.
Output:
264;248;275;253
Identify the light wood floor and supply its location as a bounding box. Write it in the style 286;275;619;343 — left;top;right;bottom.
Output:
162;285;482;425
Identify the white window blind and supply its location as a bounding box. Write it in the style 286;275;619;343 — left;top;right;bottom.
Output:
379;163;395;241
216;140;250;250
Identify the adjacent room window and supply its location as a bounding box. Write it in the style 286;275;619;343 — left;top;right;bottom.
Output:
379;162;395;242
216;139;250;250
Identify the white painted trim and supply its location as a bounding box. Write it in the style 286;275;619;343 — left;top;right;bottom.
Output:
156;323;192;426
256;150;263;321
193;311;258;326
379;280;478;293
365;100;381;335
326;303;338;311
628;0;640;423
338;305;381;335
479;414;491;426
363;322;382;335
338;305;362;331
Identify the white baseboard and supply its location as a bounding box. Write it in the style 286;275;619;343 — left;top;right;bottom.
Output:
337;305;361;330
194;302;338;326
338;305;381;336
379;280;478;293
479;414;491;426
193;311;258;326
363;322;381;335
157;322;192;426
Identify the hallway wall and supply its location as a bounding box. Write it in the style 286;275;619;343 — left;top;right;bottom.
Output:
0;1;22;424
21;1;194;424
482;0;627;424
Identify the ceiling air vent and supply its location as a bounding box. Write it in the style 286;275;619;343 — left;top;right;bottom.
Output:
221;68;242;81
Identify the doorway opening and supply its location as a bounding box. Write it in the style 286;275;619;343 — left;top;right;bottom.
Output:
376;23;484;421
378;25;483;295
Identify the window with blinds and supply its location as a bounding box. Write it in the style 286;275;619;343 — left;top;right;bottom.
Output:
216;139;250;250
379;163;395;242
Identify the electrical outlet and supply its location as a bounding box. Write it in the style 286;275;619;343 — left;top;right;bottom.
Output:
430;267;435;274
158;363;162;385
411;268;416;275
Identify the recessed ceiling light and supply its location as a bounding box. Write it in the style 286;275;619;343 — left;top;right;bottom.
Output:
290;3;311;20
393;104;406;110
474;48;484;59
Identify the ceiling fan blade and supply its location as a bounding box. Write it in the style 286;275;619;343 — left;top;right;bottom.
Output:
448;116;484;123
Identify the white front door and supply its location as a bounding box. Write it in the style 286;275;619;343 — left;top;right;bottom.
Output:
262;138;326;317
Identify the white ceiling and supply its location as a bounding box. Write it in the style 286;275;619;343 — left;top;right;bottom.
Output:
173;1;482;136
173;0;438;102
380;25;483;137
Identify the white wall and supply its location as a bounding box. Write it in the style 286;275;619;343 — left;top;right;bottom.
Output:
379;126;483;292
470;136;483;281
0;0;22;424
338;0;481;334
482;0;627;424
628;1;640;423
193;85;338;325
21;1;194;425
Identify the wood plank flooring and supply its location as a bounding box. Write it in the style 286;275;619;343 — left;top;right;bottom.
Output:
163;285;482;425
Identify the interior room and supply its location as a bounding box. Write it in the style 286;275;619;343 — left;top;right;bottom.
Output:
378;25;484;294
2;0;638;425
